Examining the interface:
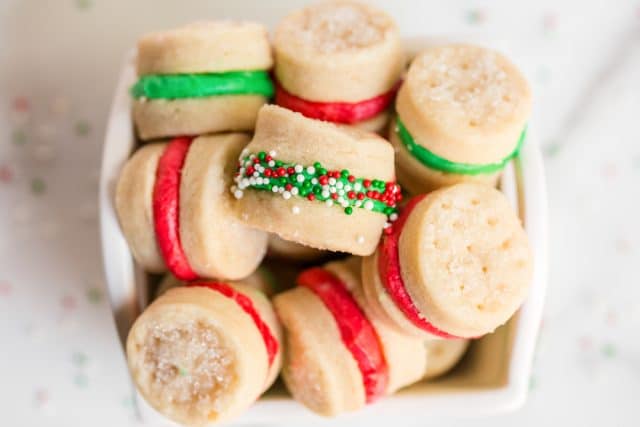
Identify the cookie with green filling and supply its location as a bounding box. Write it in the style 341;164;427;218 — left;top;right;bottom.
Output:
391;44;532;194
132;21;273;140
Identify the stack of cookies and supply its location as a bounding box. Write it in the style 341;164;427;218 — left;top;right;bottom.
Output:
114;1;534;425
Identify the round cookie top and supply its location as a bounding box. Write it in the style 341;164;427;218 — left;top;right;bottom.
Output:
274;1;396;57
136;21;273;75
247;105;394;181
398;184;532;338
397;44;532;164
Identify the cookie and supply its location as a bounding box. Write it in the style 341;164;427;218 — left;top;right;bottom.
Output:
422;338;469;380
127;281;282;425
392;44;531;193
154;265;280;299
273;1;404;132
362;183;533;338
273;257;426;416
132;21;273;140
115;133;267;280
232;105;399;256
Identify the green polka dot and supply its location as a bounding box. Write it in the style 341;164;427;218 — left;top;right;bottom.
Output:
75;0;92;10
72;351;88;367
121;395;135;409
74;373;88;388
75;119;91;136
544;142;561;158
86;287;103;304
12;129;27;145
179;367;189;376
633;155;640;171
601;343;616;358
466;9;484;25
30;178;46;195
529;375;537;390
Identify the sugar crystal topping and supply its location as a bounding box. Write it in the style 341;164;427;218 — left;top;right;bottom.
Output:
280;1;392;53
410;46;527;128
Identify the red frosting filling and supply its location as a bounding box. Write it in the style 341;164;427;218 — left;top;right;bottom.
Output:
274;80;399;124
378;195;461;339
297;267;388;403
190;282;279;367
153;137;198;281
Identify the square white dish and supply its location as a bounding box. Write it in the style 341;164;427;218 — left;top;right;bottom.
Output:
99;43;548;425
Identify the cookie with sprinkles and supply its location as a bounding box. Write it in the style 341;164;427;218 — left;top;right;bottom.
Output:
392;44;532;194
127;280;282;425
115;133;267;280
132;21;273;140
273;1;404;133
231;105;399;256
274;257;427;416
362;184;533;338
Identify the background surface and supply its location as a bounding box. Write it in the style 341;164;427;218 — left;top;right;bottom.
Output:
1;1;639;426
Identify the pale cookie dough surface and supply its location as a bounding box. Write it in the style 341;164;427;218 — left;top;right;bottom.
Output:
396;44;531;164
180;134;267;280
136;21;272;75
422;338;470;380
274;1;404;102
399;183;533;338
234;106;395;256
115;143;165;273
274;286;366;416
389;126;500;195
348;109;391;134
126;285;274;426
133;95;267;141
325;257;427;394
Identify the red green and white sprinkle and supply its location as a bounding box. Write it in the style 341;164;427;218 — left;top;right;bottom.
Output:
232;151;401;219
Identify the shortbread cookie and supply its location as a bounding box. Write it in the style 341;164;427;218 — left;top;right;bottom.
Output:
155;265;280;299
422;338;469;380
232;105;399;256
267;235;328;262
115;134;267;280
127;281;282;426
273;1;404;131
362;183;533;338
392;44;531;193
274;257;426;416
132;21;273;140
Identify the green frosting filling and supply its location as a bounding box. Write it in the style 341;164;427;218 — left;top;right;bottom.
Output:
395;117;527;175
130;70;274;100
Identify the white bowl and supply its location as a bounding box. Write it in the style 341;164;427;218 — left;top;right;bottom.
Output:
99;48;548;425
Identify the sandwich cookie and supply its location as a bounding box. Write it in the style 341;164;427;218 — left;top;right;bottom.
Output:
392;44;531;194
115;133;267;280
273;1;404;133
362;183;533;338
422;338;470;380
132;21;273;140
274;257;427;416
127;281;282;426
155;265;280;299
231;105;399;256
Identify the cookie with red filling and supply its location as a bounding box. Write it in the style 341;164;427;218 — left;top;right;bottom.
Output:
362;183;533;338
274;257;427;416
273;1;404;133
115;133;267;280
127;280;282;425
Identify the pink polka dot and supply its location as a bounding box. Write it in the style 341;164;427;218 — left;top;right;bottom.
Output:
61;295;77;311
0;165;13;183
13;97;30;113
579;336;593;350
33;388;49;406
0;282;12;296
